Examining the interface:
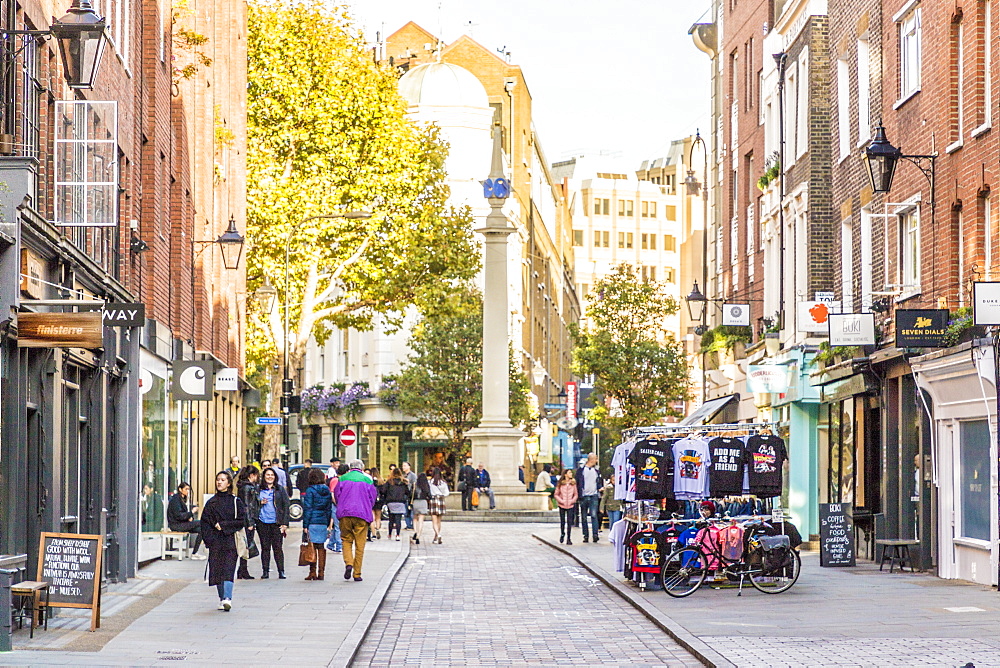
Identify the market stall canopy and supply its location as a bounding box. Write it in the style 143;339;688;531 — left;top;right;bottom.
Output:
680;393;740;426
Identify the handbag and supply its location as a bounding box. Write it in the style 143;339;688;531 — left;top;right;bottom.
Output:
234;498;250;560
457;480;467;492
298;541;316;566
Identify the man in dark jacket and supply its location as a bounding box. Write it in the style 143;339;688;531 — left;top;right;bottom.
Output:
458;458;477;511
167;482;206;559
576;453;602;543
474;463;496;510
296;459;314;495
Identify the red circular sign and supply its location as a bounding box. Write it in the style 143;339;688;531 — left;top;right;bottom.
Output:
340;428;357;446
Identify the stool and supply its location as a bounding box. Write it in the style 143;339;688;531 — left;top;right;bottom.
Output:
11;581;49;638
160;531;191;560
875;539;919;573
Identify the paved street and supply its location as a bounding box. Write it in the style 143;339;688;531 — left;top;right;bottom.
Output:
534;525;1000;667
354;522;701;667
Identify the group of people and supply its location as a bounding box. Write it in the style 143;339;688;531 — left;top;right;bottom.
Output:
165;456;458;611
535;453;623;545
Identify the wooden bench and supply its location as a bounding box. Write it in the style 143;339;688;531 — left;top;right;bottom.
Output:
875;539;919;573
160;531;191;561
11;581;49;638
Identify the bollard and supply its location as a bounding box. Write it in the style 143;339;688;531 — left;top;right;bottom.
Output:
0;568;17;652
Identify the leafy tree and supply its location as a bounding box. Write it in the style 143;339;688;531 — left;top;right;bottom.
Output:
570;263;690;430
395;289;532;454
246;1;480;458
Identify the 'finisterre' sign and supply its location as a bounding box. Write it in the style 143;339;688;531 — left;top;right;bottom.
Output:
18;312;103;349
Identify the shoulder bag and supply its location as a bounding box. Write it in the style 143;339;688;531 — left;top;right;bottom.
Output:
233;497;259;560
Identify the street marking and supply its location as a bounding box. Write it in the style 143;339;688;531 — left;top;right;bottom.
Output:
944;606;986;612
558;565;601;587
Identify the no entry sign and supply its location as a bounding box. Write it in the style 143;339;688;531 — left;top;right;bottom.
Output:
340;428;357;446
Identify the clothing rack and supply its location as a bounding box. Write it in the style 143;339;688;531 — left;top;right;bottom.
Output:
622;422;775;440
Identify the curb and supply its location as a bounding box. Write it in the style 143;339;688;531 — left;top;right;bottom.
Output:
328;537;410;667
533;533;735;668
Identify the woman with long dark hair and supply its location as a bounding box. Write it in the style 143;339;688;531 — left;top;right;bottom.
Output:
383;468;409;541
369;467;384;540
427;467;449;544
257;466;290;579
235;466;260;580
200;470;246;611
301;467;332;580
410;472;432;545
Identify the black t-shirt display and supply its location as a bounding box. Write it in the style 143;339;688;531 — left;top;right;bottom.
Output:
745;434;788;498
628;438;675;500
628;529;670;573
709;436;746;497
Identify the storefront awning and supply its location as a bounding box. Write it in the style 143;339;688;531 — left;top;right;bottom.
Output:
680;393;739;425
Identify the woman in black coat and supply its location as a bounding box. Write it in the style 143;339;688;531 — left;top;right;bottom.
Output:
235;466;260;580
200;470;246;611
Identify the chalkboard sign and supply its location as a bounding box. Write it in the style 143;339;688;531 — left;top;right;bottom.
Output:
819;503;855;567
37;532;103;630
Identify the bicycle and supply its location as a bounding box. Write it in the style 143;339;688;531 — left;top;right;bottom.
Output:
660;518;801;598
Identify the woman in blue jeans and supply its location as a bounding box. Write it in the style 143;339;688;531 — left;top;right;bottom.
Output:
201;470;246;611
301;467;333;580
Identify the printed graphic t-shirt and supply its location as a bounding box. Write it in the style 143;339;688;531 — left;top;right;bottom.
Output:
745;434;788;498
628;529;669;573
672;437;712;500
627;438;674;500
708;436;746;497
612;441;637;502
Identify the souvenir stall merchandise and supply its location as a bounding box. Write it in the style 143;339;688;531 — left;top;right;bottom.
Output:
609;423;795;592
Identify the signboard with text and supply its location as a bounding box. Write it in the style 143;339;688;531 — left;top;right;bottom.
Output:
722;303;750;327
37;532;103;630
828;313;876;346
895;309;948;347
819;503;855;567
798;301;840;333
565;381;578;420
747;365;790;393
973;282;1000;325
17;312;103;349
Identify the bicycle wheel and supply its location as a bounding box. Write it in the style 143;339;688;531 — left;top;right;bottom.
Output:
748;548;801;594
660;546;708;598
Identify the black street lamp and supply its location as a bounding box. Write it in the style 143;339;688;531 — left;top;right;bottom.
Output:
863;124;903;193
1;0;107;89
685;281;707;327
194;215;246;270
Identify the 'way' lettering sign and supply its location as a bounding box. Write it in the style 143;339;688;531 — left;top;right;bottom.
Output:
100;303;145;327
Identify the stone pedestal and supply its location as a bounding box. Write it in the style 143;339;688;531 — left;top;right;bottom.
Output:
466;425;550;511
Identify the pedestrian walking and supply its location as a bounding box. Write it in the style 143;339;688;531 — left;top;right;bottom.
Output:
257;467;290;579
458;457;477;510
325;464;345;553
401;462;417;530
301;467;332;580
576;453;602;543
410;472;431;545
334;460;378;582
200;470;246;612
227;455;241;476
369;467;384;540
600;475;623;528
235;466;260;580
383;468;409;541
555;469;579;545
428;467;449;544
166;482;206;560
270;458;289;492
296;459;314;496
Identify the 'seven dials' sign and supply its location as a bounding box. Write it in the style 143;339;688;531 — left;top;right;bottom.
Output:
895;309;948;348
18;312;103;349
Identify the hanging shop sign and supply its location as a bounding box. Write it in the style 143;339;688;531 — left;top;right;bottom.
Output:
722;303;750;327
171;361;215;401
565;381;578;420
798;300;841;333
99;302;145;327
828;313;876;346
214;367;239;391
895;309;948;347
17;312;103;349
973;282;1000;325
747;365;790;393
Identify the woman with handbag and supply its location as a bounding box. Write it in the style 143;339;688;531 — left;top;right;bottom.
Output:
369;467;384;540
235;466;261;580
257;467;289;579
200;470;246;611
301;467;333;580
410;472;431;545
427;467;449;544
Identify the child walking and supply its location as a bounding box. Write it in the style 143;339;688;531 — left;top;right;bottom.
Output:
554;469;579;545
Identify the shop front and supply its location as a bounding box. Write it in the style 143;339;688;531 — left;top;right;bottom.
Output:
912;341;997;585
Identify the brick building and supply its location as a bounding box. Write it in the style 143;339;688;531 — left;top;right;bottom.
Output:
0;0;247;579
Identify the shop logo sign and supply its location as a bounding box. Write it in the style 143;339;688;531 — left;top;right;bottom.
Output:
896;309;948;347
828;313;876;346
172;361;215;401
722;303;750;327
18;312;103;349
974;282;1000;325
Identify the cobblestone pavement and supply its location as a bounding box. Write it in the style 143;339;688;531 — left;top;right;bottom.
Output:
354;522;701;667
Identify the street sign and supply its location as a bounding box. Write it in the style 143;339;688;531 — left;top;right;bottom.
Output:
565;381;578;420
256;417;282;425
543;403;567;410
340;428;357;446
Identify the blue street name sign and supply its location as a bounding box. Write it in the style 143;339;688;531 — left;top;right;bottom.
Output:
544;403;567;410
255;417;282;425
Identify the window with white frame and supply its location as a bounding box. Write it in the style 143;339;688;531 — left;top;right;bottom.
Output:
954;19;966;142
899;5;922;99
857;36;871;143
841;219;854;310
982;0;993;129
837;53;851;158
796;50;809;158
785;64;797;166
860;208;873;311
900;207;920;291
959;419;991;541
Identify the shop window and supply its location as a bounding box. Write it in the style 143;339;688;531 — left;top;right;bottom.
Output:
960;420;991;541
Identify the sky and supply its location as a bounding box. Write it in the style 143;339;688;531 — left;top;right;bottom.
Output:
345;0;712;167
